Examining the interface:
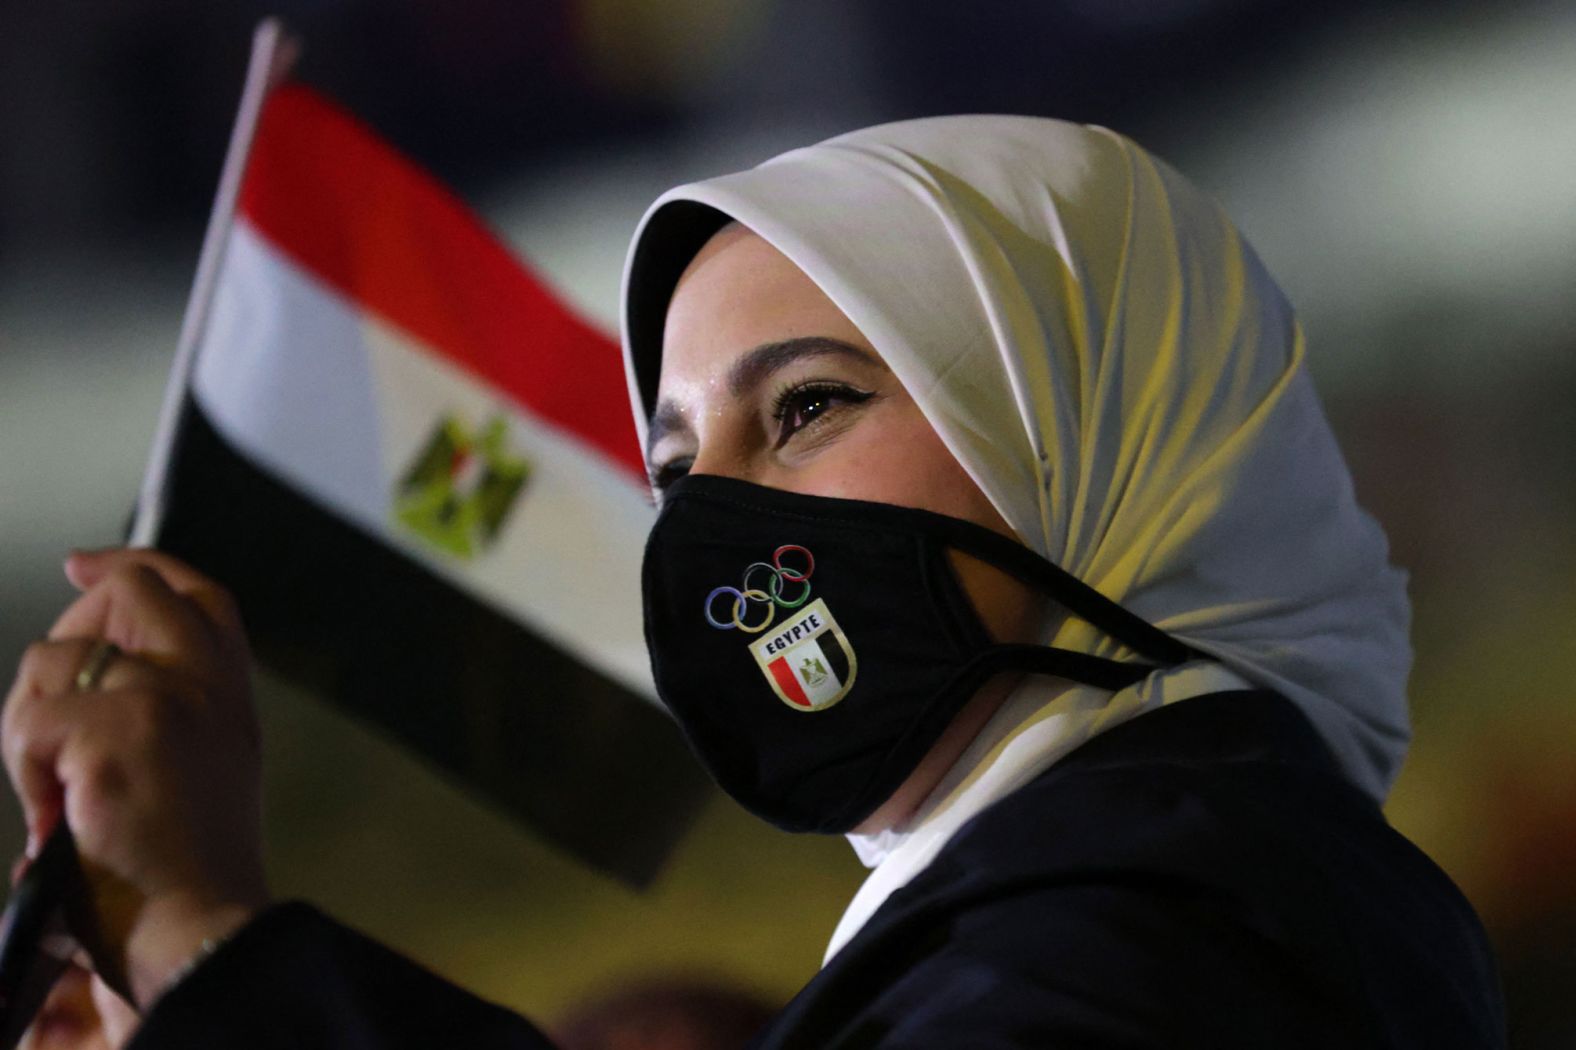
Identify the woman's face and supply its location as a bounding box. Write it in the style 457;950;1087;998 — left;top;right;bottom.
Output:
648;223;1046;829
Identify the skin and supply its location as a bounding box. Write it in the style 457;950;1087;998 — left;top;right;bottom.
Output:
649;223;1050;833
19;961;138;1050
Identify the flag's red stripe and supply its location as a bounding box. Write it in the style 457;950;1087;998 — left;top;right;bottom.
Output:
237;83;645;479
767;657;811;707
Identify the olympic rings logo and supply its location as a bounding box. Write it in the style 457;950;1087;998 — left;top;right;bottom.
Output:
704;545;816;633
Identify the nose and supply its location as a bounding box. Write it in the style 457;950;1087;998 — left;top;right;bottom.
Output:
682;421;758;483
684;447;753;483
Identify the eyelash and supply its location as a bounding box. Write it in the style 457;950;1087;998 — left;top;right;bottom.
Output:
646;380;876;495
769;380;874;447
648;458;692;493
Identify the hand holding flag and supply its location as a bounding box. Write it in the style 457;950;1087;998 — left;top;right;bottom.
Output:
2;548;269;1010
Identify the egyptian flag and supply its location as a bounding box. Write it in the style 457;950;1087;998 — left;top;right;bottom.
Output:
134;26;707;885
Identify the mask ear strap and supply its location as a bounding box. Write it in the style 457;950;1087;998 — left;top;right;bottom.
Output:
923;513;1207;667
971;643;1161;691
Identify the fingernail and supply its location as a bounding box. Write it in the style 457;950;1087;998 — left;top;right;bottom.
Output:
63;549;98;587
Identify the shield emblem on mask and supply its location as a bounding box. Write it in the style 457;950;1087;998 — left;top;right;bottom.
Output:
749;598;858;711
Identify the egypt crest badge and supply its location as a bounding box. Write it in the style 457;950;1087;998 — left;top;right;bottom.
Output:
704;545;857;712
395;413;529;559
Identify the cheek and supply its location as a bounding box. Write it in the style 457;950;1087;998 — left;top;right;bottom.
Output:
809;403;1012;537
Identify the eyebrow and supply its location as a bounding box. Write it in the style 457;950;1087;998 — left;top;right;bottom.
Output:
646;336;883;457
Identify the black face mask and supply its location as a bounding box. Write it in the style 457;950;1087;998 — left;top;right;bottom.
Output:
642;474;1207;834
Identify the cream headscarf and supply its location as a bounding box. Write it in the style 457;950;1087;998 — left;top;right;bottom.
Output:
619;115;1411;805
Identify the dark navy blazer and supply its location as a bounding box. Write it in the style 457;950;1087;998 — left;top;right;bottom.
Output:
129;690;1506;1048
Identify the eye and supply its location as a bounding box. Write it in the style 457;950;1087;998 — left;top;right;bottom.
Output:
647;457;693;496
770;381;875;447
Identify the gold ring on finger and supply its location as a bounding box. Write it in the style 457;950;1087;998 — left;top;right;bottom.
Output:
73;640;122;692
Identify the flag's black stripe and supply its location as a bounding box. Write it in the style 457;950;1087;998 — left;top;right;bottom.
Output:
152;400;710;886
818;628;850;688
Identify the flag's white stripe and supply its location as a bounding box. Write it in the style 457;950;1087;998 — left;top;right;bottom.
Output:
193;220;658;698
361;302;657;696
196;223;388;516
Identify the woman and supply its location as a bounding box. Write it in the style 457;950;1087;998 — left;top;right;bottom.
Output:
3;116;1504;1047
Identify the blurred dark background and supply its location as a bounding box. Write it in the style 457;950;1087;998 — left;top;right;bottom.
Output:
2;1;1573;1045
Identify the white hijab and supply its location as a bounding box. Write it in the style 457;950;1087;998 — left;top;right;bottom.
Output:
619;116;1412;814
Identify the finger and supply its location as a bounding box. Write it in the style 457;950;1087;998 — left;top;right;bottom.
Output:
8;638;199;712
28;963;101;1044
3;637;102;770
3;641;195;851
6;751;61;860
3;640;100;848
65;549;245;639
47;565;229;677
7;637;101;709
88;971;143;1043
0;674;93;854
